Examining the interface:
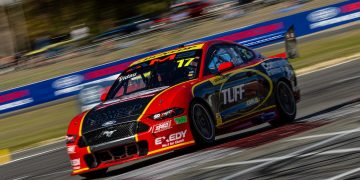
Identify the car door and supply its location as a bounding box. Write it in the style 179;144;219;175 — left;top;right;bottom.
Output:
204;44;272;125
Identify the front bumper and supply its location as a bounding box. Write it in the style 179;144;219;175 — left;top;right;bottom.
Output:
68;115;195;175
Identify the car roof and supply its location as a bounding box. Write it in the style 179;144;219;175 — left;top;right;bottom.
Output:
129;40;236;67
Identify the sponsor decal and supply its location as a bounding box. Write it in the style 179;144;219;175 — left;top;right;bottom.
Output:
309;12;360;29
341;2;360;13
54;86;83;96
218;22;284;42
152;120;172;133
84;63;130;80
0;98;33;111
174;116;187;124
242;34;284;47
67;145;76;154
153;110;173;120
118;73;137;82
52;75;83;89
102;120;117;127
155;130;187;148
246;97;260;106
70;158;80;166
307;7;340;22
209;75;228;86
0;90;29;104
73;166;81;170
131;44;204;66
221;84;245;105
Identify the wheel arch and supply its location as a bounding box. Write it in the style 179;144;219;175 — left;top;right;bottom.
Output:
276;77;293;89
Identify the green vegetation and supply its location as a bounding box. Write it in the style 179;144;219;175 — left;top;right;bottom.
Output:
0;27;359;152
23;0;171;39
0;100;78;151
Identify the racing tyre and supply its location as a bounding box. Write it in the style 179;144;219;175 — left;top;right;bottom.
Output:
270;81;296;127
190;102;216;145
79;168;108;179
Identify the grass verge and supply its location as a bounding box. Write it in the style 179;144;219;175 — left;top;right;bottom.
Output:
0;100;77;151
0;24;359;152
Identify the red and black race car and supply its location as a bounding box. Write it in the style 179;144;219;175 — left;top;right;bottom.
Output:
66;40;300;177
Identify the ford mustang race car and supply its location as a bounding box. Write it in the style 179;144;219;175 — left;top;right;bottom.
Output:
66;40;300;177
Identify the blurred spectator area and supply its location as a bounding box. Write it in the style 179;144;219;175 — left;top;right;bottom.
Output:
0;4;15;57
0;0;317;74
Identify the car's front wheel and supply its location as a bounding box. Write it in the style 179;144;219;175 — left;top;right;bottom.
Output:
189;102;216;145
270;81;297;127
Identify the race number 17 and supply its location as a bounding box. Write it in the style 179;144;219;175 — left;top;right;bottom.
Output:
177;58;195;68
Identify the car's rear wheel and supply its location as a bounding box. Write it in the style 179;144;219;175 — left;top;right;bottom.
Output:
79;168;108;179
190;102;216;145
270;81;296;127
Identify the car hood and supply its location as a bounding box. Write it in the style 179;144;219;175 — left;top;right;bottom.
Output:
81;86;168;133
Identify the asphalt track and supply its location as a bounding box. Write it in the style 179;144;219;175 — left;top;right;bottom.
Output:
1;33;360;180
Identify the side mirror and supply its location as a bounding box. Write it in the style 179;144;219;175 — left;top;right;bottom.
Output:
218;62;234;73
100;92;108;102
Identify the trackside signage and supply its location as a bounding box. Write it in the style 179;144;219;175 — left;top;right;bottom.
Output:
0;0;359;114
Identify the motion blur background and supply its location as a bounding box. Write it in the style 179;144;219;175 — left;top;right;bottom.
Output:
0;0;359;165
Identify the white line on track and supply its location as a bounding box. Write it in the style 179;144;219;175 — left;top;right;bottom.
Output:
333;75;360;84
11;176;29;180
326;167;360;180
219;127;360;180
204;147;360;169
297;57;360;77
108;148;243;180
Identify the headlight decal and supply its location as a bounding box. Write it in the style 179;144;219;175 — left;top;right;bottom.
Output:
149;108;184;120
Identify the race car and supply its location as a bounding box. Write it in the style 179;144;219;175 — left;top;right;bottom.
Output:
66;40;300;177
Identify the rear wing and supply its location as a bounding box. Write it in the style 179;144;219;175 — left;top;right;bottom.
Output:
269;25;299;59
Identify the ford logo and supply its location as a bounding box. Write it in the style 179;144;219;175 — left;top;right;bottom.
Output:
102;120;117;127
307;7;340;22
52;75;83;89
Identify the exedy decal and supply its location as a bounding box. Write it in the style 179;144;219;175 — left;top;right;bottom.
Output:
155;130;187;148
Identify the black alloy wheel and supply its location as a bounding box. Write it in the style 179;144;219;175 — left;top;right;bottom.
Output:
270;81;296;126
190;102;216;145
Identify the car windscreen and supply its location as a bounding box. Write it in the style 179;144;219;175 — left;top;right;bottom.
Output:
107;49;202;100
